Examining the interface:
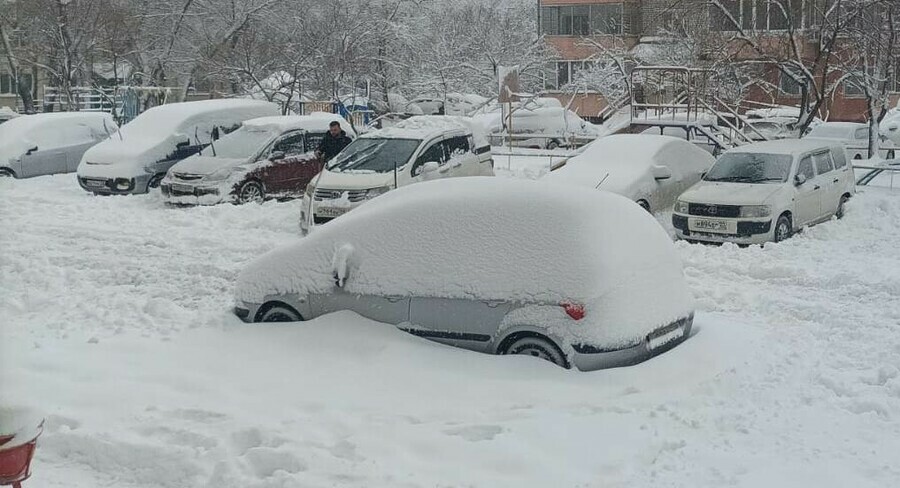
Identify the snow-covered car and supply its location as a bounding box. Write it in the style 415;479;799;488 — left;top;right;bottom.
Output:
236;177;695;371
544;134;716;213
880;108;900;146
0;106;19;125
0;112;117;179
475;105;601;149
805;121;897;160
300;115;493;234
673;139;855;245
76;99;279;195
743;119;797;141
160;114;355;205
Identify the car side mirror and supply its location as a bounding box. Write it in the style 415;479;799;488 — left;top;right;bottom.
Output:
26;146;38;155
176;139;190;149
652;165;672;180
422;161;440;173
331;243;354;288
794;173;807;186
269;151;285;161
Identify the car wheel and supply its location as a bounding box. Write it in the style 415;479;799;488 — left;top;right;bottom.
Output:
836;194;849;219
147;173;164;191
0;169;15;178
888;150;896;160
637;199;651;212
238;181;265;204
774;214;792;242
546;139;560;150
853;154;862;160
258;304;301;322
502;335;568;368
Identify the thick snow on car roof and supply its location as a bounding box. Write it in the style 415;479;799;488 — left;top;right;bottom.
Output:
364;115;488;147
729;138;841;156
0;112;115;160
544;134;711;192
0;111;112;135
236;177;693;348
242;113;357;137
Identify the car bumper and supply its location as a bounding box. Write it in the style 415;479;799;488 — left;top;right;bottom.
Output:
672;213;773;245
161;181;225;205
570;315;693;371
78;172;153;195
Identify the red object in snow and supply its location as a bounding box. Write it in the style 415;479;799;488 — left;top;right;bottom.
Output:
0;420;43;488
560;301;586;321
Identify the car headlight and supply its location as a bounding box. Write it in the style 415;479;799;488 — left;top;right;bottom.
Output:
364;186;391;199
305;183;315;198
204;167;233;182
674;200;690;214
739;205;771;218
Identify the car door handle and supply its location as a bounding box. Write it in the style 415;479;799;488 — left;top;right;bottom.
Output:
481;300;505;308
833;178;839;183
814;185;821;190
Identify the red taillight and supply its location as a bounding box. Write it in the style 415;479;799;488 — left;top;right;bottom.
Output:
560;301;585;321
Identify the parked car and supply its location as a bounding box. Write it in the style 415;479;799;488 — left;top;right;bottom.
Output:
672;139;855;245
300;115;493;234
0;107;19;125
76;99;279;195
544;135;715;213
743;118;797;141
160;114;355;205
475;103;602;149
805;121;896;160
880;108;900;147
236;177;695;371
0;112;117;179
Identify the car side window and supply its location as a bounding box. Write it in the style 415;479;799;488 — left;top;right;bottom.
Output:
797;155;815;181
272;132;306;157
411;140;447;175
854;128;868;140
832;148;847;169
305;132;326;151
444;135;471;161
813;151;834;175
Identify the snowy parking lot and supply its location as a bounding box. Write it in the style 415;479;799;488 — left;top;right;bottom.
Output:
2;172;900;487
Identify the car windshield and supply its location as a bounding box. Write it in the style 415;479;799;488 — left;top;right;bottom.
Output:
201;126;276;158
327;137;421;173
704;152;793;183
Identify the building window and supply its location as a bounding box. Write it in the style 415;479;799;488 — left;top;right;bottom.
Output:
779;71;803;96
0;72;33;95
546;61;597;90
709;0;807;32
557;61;571;87
540;3;624;36
843;70;866;98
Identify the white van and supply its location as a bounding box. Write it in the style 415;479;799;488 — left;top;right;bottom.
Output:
672;139;855;245
77;99;279;194
300;116;493;234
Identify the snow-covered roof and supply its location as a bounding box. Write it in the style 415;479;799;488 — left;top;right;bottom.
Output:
365;115;488;146
745;106;802;119
236;177;692;348
243;113;356;137
729;139;842;156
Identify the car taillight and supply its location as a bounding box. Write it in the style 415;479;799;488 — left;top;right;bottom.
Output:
560;301;585;320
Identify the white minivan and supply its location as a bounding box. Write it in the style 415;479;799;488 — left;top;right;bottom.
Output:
672;139;855;245
300;116;493;234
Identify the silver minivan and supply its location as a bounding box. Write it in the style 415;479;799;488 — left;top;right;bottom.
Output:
0;112;116;178
236;178;695;371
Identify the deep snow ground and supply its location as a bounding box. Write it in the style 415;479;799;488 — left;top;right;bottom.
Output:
2;174;900;487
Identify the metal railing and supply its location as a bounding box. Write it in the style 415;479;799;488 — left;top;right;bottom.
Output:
856;162;900;189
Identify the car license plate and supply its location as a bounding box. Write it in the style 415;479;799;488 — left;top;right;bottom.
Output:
317;206;348;218
171;183;193;193
688;218;734;234
85;179;105;187
648;324;685;350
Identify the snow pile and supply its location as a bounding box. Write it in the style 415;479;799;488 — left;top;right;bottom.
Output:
236;177;693;347
78;99;279;174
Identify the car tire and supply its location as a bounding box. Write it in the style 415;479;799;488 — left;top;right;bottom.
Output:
836;194;849;219
546;139;561;150
502;335;568;368
238;181;265;204
147;173;164;191
888;150;896;160
637;199;651;212
774;213;792;242
258;304;302;322
853;154;862;160
0;168;15;178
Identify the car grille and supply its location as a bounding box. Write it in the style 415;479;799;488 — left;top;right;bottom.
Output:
314;188;369;202
171;172;204;181
688;203;741;218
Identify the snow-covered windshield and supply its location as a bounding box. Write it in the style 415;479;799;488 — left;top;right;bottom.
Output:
807;125;852;139
705;152;793;183
328;137;421;173
201;126;275;159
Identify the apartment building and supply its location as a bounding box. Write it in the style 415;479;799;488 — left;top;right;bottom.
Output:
539;0;900;122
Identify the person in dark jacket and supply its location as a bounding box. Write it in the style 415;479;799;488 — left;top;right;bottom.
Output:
316;121;352;163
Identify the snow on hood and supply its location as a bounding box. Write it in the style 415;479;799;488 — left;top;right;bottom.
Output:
169;155;248;176
79;99;278;175
314;168;393;190
679;180;784;205
236;177;693;348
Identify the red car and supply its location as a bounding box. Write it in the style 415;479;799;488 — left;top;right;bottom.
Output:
160;114;355;205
